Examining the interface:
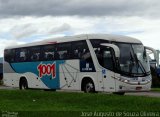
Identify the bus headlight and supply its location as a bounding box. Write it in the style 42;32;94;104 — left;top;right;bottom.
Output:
124;80;129;83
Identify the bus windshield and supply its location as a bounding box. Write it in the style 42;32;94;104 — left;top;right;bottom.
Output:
116;43;150;76
91;39;150;77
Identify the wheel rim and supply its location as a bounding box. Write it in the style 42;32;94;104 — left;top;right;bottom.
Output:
86;82;94;93
22;85;24;89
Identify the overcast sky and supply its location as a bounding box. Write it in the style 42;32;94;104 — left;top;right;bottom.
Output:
0;0;160;57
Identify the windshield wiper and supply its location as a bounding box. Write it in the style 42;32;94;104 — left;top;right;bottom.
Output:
130;45;147;76
129;52;134;74
134;53;147;76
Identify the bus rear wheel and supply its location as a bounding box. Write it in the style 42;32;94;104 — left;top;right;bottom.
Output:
19;78;28;90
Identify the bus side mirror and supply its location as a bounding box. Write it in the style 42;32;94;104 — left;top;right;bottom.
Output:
100;43;120;58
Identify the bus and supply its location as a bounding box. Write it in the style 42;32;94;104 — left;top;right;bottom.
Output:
145;46;160;78
3;34;151;94
0;57;3;80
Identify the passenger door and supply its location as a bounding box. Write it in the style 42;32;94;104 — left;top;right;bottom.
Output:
98;48;116;92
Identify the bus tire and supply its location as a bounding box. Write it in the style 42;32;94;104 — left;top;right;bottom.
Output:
19;78;28;90
113;92;125;95
82;79;95;93
44;89;56;91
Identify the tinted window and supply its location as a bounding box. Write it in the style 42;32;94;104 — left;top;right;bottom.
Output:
72;40;90;60
42;45;56;61
90;39;109;48
15;48;29;62
102;48;114;70
90;39;114;70
57;43;71;60
95;47;114;70
29;46;41;61
4;49;15;62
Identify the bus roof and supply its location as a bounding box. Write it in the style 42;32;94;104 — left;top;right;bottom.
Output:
5;34;142;49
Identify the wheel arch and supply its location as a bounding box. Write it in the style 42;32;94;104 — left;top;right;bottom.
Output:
19;76;28;88
81;76;96;91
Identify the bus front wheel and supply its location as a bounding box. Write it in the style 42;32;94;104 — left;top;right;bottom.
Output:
19;78;28;90
113;92;125;95
84;81;95;93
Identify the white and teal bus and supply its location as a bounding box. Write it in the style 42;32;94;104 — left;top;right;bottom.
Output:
3;34;151;94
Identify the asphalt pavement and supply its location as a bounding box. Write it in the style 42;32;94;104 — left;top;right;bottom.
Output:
0;85;160;97
126;92;160;98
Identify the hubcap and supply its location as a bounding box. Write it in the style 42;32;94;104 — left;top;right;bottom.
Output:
86;83;94;92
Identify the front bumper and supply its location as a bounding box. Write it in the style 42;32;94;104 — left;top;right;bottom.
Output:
115;80;151;92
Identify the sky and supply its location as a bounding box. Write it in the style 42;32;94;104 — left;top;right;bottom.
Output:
0;0;160;57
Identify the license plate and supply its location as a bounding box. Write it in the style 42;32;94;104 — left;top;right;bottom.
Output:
136;87;142;90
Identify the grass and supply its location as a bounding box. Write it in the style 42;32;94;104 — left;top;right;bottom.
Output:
151;88;160;92
0;89;160;117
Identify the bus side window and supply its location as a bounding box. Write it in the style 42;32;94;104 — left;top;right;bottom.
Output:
29;46;41;61
14;48;28;62
72;41;88;59
102;48;114;70
72;40;93;63
20;48;28;62
57;42;71;60
4;49;15;62
42;45;55;61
